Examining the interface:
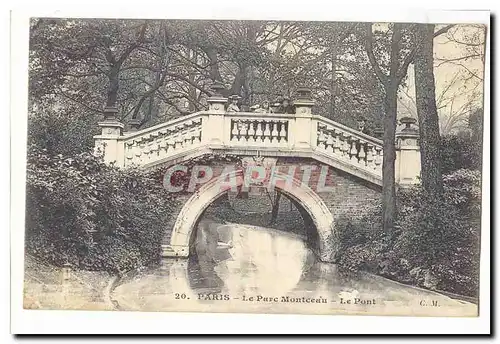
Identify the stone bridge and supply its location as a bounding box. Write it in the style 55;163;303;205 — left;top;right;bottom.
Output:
94;92;420;262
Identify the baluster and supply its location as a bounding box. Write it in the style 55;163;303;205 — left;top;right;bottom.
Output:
182;123;190;143
257;121;269;143
263;121;271;144
358;141;367;165
247;120;256;144
186;128;194;146
155;134;163;157
153;138;161;158
238;120;248;143
231;120;239;142
125;142;134;162
325;130;334;153
332;130;340;154
180;131;187;149
255;121;264;142
270;120;279;144
349;138;358;161
198;125;203;143
374;147;382;170
166;138;175;155
135;139;144;164
180;130;188;148
140;141;149;164
158;137;167;160
339;133;348;159
175;134;183;150
279;120;287;144
365;144;374;168
148;140;157;161
193;127;201;145
317;128;326;149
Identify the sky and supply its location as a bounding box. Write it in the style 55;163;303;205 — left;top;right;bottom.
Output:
398;24;486;134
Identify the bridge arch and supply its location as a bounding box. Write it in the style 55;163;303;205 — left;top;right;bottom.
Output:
168;169;337;262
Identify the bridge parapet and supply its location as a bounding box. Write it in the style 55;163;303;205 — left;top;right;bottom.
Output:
315;116;384;178
94;107;420;186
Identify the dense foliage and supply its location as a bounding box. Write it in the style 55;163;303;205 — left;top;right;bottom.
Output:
29;19;387;135
336;169;481;298
25;145;177;273
441;133;483;174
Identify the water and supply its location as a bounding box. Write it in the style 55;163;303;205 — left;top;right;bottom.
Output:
112;223;477;316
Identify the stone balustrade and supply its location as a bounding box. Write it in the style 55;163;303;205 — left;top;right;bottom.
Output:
227;113;293;148
122;114;204;167
315;117;383;175
94;102;420;186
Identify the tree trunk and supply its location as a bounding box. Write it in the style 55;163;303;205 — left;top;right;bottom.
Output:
188;48;197;112
414;24;444;196
269;191;282;225
330;45;337;118
229;67;246;97
382;86;398;232
206;48;223;83
106;66;120;107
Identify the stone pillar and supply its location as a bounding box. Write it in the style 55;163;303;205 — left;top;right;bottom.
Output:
395;117;421;185
204;82;228;146
373;127;384;140
94;106;125;166
293;87;315;149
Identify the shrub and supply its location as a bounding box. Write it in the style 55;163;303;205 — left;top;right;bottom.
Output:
440;133;482;174
25;145;177;274
28;104;100;156
334;204;388;271
336;169;481;297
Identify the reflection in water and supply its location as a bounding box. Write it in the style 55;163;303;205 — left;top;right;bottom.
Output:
112;223;477;316
191;223;312;296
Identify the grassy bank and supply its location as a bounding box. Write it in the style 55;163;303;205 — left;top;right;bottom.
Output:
23;255;115;310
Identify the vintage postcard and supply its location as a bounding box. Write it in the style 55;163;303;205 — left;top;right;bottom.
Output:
11;6;490;334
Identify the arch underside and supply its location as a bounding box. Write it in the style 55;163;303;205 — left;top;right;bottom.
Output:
167;170;337;263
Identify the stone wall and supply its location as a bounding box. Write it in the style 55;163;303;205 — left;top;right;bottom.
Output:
273;157;382;220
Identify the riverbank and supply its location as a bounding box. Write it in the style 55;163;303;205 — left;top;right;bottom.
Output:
23;255;116;311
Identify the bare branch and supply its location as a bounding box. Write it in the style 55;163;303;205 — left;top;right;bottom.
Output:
57;90;102;113
434;24;455;37
116;22;148;66
447;61;484;81
435;54;483;67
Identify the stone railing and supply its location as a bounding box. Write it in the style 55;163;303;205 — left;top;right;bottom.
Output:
315;116;384;175
122;113;204;167
94;97;420;185
226;113;294;148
